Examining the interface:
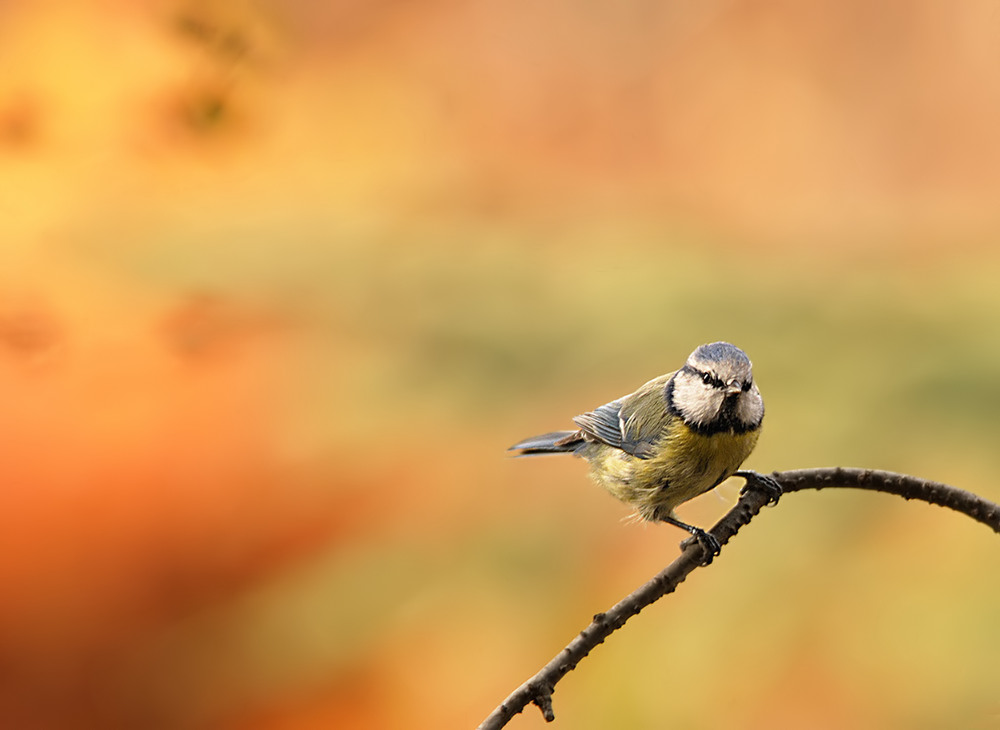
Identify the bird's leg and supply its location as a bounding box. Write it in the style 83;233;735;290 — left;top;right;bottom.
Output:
660;514;721;566
736;470;783;505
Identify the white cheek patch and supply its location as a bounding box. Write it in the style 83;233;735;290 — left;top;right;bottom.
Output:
736;385;765;426
672;373;725;427
673;372;764;429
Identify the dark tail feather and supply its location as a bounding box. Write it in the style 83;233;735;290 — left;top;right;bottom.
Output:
508;430;582;455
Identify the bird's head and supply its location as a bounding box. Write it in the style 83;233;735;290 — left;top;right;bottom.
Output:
668;342;764;433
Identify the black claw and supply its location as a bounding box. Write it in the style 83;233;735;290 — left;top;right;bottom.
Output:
736;470;783;506
684;528;721;565
660;514;721;565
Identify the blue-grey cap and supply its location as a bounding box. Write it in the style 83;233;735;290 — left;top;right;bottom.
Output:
687;342;753;386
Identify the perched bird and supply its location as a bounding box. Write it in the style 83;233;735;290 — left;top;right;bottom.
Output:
509;342;780;562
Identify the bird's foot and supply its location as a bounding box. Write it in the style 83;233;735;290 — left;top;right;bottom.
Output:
661;513;721;565
736;470;783;506
679;527;722;566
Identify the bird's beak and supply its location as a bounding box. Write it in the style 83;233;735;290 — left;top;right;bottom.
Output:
725;380;742;395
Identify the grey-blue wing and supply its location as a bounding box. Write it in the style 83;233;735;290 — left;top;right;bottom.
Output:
573;399;625;449
573;374;672;460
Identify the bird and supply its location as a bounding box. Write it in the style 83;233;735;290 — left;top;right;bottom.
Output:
509;341;780;563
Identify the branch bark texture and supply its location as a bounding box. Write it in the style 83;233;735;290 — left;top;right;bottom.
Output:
477;468;1000;730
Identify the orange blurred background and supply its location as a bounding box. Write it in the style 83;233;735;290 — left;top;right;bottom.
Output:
2;2;1000;728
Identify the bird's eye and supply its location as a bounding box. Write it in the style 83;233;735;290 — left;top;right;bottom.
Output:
701;372;712;385
742;379;753;392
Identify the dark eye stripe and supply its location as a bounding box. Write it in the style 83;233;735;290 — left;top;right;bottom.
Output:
684;364;743;391
698;370;726;389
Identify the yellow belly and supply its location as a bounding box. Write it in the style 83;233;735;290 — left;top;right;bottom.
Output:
581;419;760;521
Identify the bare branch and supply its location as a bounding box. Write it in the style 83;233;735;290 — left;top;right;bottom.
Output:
477;468;1000;730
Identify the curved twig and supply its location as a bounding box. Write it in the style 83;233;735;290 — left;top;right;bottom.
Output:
477;468;1000;730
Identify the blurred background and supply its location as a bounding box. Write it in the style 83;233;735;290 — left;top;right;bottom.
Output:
2;1;1000;728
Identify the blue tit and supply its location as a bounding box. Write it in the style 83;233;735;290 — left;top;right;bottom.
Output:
510;341;779;561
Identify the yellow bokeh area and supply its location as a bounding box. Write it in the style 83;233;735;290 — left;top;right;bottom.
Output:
2;2;1000;728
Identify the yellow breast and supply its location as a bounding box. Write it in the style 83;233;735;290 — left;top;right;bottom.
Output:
583;419;760;522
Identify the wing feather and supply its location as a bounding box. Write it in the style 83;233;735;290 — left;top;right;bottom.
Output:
573;373;674;459
573;399;626;448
